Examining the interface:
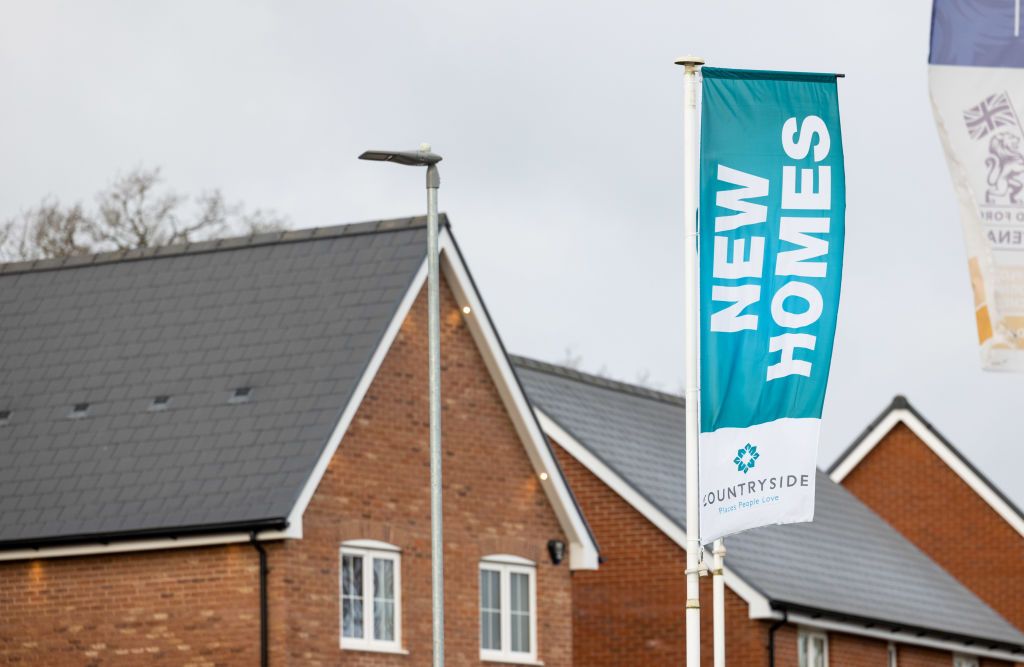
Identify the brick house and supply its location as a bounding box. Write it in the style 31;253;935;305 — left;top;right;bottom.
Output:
0;216;599;665
829;396;1024;636
512;357;1024;666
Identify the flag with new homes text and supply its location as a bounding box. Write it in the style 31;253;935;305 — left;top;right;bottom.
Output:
698;68;846;543
930;0;1024;371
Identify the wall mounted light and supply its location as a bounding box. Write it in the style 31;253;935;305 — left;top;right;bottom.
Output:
538;472;549;481
462;305;472;315
547;539;566;566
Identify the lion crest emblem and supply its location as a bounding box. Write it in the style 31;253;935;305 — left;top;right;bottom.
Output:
985;131;1024;204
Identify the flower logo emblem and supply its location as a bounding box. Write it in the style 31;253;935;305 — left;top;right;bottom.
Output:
734;443;760;474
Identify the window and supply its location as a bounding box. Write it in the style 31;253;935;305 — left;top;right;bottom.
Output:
953;654;979;667
340;541;401;653
798;628;828;667
480;555;537;663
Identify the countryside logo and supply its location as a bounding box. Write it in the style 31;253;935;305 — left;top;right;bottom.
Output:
733;443;760;474
704;442;809;510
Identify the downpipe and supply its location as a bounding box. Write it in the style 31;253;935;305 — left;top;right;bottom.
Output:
768;610;788;667
251;532;269;667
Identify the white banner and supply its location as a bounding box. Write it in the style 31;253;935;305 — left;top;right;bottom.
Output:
930;0;1024;370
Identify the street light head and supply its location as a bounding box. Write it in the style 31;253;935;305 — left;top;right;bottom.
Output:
359;147;442;166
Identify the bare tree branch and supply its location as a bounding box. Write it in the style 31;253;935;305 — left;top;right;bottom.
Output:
561;346;583;370
0;167;288;261
0;199;91;261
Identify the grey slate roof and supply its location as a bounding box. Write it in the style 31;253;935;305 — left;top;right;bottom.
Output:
512;356;1024;652
0;217;430;547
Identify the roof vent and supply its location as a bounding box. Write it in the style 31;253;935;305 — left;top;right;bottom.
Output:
70;403;90;419
149;395;170;411
229;387;252;404
0;410;10;426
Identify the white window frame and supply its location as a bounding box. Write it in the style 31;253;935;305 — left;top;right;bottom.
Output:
479;555;538;664
953;654;979;667
339;540;402;653
798;627;829;667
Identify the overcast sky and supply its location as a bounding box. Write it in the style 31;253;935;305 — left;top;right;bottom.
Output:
1;1;1020;506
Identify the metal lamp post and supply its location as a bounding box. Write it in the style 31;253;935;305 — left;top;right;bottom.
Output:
359;144;445;667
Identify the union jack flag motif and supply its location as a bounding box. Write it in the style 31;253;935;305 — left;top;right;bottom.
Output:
963;92;1021;140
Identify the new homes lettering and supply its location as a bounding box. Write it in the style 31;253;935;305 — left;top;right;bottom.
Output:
709;115;834;382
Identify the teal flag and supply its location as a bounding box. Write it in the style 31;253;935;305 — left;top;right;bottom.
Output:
698;67;845;543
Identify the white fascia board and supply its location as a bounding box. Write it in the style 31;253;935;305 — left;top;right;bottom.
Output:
534;408;773;617
899;410;1024;539
281;259;428;539
828;410;903;483
536;409;689;549
830;409;1024;539
439;231;599;571
0;531;274;562
788;613;1024;663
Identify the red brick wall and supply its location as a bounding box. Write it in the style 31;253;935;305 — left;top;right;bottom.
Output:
551;433;1011;666
270;278;573;666
0;278;575;666
897;644;948;666
553;448;688;665
882;642;1010;666
828;632;889;665
553;441;771;666
772;624;798;667
840;422;1024;632
0;543;263;665
766;629;1013;667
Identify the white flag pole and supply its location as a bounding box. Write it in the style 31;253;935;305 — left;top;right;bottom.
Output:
676;54;705;667
713;538;726;667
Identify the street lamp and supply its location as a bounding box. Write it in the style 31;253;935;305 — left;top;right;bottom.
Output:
359;144;445;667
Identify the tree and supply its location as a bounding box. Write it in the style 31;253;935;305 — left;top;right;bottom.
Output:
560;346;583;370
0;167;286;261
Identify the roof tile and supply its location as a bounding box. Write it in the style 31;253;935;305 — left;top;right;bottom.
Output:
0;218;427;547
513;356;1024;651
